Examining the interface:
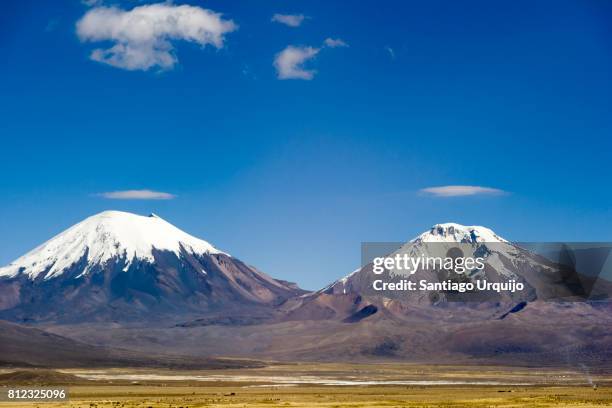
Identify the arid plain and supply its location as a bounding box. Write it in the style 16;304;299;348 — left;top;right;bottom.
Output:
1;363;611;408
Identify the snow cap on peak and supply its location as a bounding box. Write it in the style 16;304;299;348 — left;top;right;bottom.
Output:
0;210;224;280
414;222;507;243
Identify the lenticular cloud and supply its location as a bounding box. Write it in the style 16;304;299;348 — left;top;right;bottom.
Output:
76;4;237;71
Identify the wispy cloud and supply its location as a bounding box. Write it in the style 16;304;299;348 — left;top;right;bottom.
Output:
323;38;348;48
274;45;319;80
97;190;176;200
385;46;395;59
419;185;507;197
82;0;103;6
76;4;237;71
274;38;349;80
271;13;306;27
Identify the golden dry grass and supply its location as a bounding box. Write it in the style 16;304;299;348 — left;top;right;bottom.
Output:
4;384;612;408
1;363;610;408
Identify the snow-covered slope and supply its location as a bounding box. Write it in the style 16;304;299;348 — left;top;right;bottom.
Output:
412;223;507;244
0;210;223;280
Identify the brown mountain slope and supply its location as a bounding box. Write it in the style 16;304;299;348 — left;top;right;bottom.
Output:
0;319;263;369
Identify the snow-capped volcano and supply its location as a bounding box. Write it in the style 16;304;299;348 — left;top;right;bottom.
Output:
282;222;605;323
327;222;515;296
0;211;224;280
0;211;304;322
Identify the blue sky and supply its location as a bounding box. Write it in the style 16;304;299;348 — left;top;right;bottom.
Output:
1;0;611;290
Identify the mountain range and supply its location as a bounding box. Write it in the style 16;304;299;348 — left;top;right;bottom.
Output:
1;211;611;367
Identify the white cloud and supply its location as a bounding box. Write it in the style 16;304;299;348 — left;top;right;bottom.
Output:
76;3;237;71
97;190;176;200
385;46;395;59
274;45;319;80
271;13;306;27
419;185;506;197
323;38;348;48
